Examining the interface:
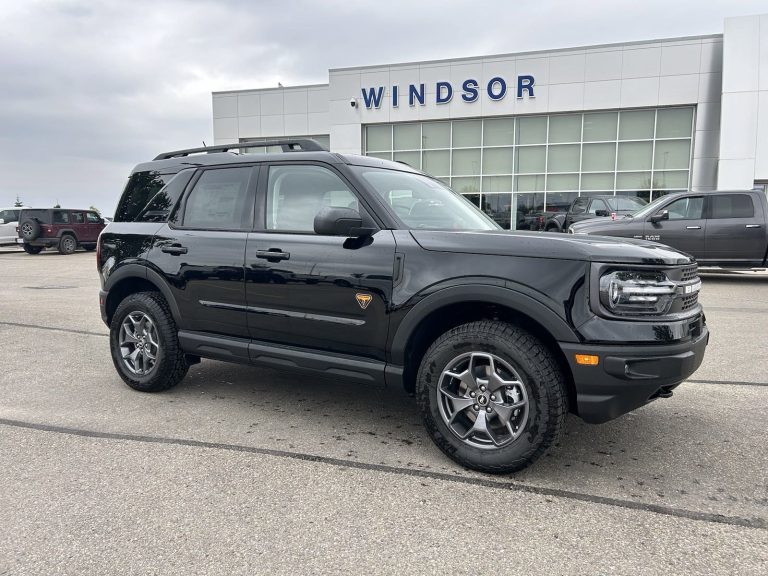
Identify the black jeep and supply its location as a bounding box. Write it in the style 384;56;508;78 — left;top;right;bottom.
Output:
98;139;708;473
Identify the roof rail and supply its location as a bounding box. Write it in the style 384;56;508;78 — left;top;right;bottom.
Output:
153;138;326;160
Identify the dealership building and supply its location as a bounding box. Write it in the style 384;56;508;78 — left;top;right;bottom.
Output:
212;13;768;229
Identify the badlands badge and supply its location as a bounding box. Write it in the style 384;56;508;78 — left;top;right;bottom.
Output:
355;293;373;310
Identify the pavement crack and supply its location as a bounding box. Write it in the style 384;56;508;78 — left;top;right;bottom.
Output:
0;417;765;531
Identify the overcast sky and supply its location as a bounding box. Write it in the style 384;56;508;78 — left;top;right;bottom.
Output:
1;0;765;216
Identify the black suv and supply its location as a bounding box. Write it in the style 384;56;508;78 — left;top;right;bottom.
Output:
99;139;709;473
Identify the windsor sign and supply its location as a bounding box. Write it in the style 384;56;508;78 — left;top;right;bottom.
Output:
360;75;535;109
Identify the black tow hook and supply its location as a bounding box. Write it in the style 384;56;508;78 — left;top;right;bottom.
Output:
655;387;674;399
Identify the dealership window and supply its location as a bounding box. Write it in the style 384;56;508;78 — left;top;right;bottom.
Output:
363;107;694;229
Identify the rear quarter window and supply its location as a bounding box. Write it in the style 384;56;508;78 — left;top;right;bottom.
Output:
113;170;173;222
138;170;195;223
20;209;51;223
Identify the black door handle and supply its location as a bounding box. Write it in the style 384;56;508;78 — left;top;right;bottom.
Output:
161;244;188;255
255;249;290;262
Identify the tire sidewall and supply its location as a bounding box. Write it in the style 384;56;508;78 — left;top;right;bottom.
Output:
417;327;557;471
110;297;167;390
59;235;76;254
20;219;40;241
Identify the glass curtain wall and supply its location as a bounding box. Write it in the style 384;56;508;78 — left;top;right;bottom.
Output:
364;107;694;229
240;134;331;153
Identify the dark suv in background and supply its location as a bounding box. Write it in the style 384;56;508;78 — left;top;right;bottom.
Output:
17;208;106;254
98;139;708;473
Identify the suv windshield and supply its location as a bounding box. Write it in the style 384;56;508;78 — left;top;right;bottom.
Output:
606;196;646;211
353;167;499;231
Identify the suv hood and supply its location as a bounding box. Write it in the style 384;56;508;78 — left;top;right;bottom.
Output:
410;230;692;265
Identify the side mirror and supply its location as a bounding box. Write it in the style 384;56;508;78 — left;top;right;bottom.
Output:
314;207;371;237
650;210;669;223
594;209;609;217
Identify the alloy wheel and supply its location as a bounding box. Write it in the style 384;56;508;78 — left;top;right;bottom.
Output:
119;311;160;376
437;352;529;449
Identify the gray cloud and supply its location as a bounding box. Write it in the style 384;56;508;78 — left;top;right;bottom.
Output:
0;0;765;215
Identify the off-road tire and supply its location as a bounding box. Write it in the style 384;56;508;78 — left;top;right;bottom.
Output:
58;234;77;255
22;244;43;254
19;219;40;241
416;320;568;474
110;291;189;392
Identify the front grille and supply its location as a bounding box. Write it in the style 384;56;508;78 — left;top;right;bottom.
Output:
681;265;698;282
681;293;698;311
667;265;701;316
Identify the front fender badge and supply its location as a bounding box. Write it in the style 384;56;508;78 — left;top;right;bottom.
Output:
355;293;373;309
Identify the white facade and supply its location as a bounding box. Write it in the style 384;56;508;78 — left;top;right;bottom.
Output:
718;14;768;189
212;13;767;228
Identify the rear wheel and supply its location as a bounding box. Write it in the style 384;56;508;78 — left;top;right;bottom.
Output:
109;291;189;392
416;320;568;474
22;244;43;254
58;234;77;255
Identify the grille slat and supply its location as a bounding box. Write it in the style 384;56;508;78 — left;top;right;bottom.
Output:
670;264;700;315
681;265;698;282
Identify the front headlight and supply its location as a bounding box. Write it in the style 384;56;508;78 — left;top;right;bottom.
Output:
599;270;676;316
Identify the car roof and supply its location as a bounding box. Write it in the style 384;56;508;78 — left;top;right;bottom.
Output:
20;207;97;212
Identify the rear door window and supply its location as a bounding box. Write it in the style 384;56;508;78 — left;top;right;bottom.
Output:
72;212;85;224
53;211;70;224
708;194;755;219
182;167;253;230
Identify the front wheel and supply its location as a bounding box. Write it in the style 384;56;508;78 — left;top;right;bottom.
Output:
109;291;189;392
416;320;568;474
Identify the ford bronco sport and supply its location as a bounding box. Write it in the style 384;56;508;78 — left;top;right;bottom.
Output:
98;139;709;473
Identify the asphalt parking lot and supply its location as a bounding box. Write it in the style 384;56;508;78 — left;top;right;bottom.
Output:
1;246;766;574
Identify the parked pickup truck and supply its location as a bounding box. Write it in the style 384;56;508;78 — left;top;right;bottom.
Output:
570;190;768;269
544;195;647;232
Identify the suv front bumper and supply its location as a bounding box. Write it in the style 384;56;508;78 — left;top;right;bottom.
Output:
559;324;709;423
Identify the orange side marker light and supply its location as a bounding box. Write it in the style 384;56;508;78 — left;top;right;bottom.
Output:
575;354;600;366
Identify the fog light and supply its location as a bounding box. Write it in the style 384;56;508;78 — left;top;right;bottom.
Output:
575;354;599;366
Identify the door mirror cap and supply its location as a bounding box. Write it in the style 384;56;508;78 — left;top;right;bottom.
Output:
313;207;373;237
594;209;609;217
650;209;669;223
